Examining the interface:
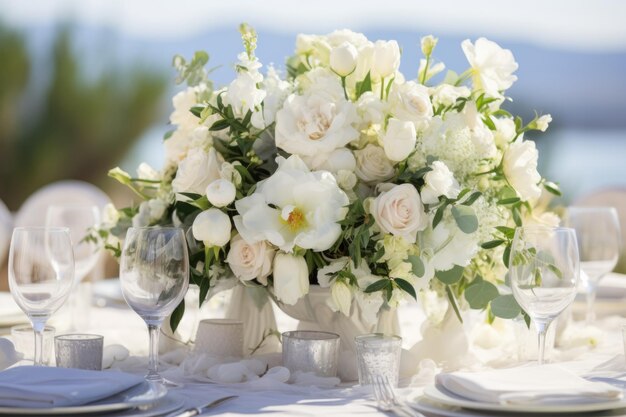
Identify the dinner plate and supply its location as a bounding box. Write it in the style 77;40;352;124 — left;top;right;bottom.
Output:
0;380;167;415
420;384;626;414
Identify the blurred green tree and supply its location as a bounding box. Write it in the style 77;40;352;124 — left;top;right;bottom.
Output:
0;25;167;210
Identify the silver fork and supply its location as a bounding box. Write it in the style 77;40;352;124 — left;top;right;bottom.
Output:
372;375;424;417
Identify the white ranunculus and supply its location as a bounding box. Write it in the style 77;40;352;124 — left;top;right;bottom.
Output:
234;155;349;252
503;140;542;201
301;148;356;173
192;208;232;247
421;161;460;204
272;253;309;305
205;179;236;208
462;37;518;99
371;183;427;243
330;280;352;316
382;118;416;162
172;147;224;195
372;40;401;79
226;234;275;284
431;84;471;108
275;90;359;157
330;42;358;77
354;144;395;184
536;114;552;132
389;81;433;131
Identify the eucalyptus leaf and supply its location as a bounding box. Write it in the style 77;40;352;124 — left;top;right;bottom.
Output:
406;255;425;277
436;265;464;285
452;205;478;234
490;294;521;319
464;279;499;309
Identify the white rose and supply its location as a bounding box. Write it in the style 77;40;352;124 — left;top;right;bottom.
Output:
354;144;395;184
503;140;542;201
535;114;552;132
461;37;518;99
330;280;352;316
192;208;231;247
275;91;359;157
205;179;236;208
372;40;400;79
272;253;309;305
431;84;471;108
371;183;427;243
226;234;275;284
330;42;358;77
389;81;433;131
382;118;416;162
172;147;224;195
421;161;460;204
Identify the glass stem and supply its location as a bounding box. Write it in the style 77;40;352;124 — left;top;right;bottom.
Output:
147;324;161;381
586;286;597;324
535;320;549;365
32;320;45;366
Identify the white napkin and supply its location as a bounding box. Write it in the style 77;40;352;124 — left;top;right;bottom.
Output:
436;365;623;405
0;366;144;408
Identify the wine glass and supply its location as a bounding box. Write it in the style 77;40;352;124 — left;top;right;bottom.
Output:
8;227;74;365
120;227;189;385
565;207;621;323
509;226;579;365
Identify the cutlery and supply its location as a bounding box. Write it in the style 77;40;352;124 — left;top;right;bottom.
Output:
373;375;424;417
165;395;238;417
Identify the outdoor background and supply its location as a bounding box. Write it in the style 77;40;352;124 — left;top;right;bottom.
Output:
1;0;625;210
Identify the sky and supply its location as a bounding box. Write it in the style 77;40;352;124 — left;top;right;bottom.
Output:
2;0;626;52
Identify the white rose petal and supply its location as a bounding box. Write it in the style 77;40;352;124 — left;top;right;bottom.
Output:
330;42;358;77
273;253;309;305
226;234;275;284
382;118;416;162
503;140;542;202
371;183;427;243
421;161;460;205
192;208;232;247
388;81;433;131
205;179;236;208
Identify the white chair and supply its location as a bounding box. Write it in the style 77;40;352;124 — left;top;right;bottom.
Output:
0;199;12;266
574;188;626;273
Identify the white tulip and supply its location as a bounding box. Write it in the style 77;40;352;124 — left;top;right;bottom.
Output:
272;253;309;305
372;40;401;79
503;140;542;202
331;280;352;316
226;234;274;284
371;183;427;243
382;118;416;162
192;208;231;247
421;161;460;204
330;42;358;77
205;179;236;208
421;35;438;56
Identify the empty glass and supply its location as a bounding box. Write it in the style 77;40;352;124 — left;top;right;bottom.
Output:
355;334;402;387
565;207;621;323
282;331;340;377
120;227;189;385
8;227;74;365
509;226;579;365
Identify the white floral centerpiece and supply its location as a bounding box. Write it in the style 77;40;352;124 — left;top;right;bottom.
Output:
102;24;559;334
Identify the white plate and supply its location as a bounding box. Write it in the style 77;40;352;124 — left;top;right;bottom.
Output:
421;384;626;414
0;380;167;415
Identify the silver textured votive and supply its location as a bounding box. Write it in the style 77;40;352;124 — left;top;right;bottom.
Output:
282;330;340;377
355;333;401;387
194;319;244;357
55;334;104;370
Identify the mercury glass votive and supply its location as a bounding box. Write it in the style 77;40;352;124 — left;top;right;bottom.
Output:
355;333;402;387
55;334;104;370
282;330;340;377
194;319;244;357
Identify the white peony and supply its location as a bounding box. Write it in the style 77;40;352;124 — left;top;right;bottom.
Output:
382;118;416;162
388;81;433;131
234;155;349;252
421;161;460;204
226;234;275;284
275;89;359;157
172;147;224;195
503;140;542;201
192;208;232;247
330;42;358;77
354;144;395;184
372;40;401;79
461;37;518;99
205;179;236;208
273;253;309;305
370;183;428;243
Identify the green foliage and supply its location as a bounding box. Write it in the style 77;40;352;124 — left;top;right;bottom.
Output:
490;294;521;319
436;265;465;285
464;278;499;309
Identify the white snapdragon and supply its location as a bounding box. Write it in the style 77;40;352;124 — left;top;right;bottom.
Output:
226;234;275;284
205;179;236;208
172;147;224;196
372;40;401;80
192;208;232;247
382;118;416;162
330;42;358;76
503;140;542;201
370;183;428;243
273;253;309;305
462;37;518;99
421;161;460;205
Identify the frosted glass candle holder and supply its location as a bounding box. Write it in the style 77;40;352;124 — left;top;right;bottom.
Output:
55;334;103;370
282;330;340;377
355;333;402;387
194;319;244;357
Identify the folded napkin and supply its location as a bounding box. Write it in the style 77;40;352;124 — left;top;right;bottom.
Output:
0;366;144;408
436;365;623;405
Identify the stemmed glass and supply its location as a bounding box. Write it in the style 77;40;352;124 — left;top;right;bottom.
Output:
509;227;579;365
120;227;189;385
8;227;74;365
565;207;621;323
